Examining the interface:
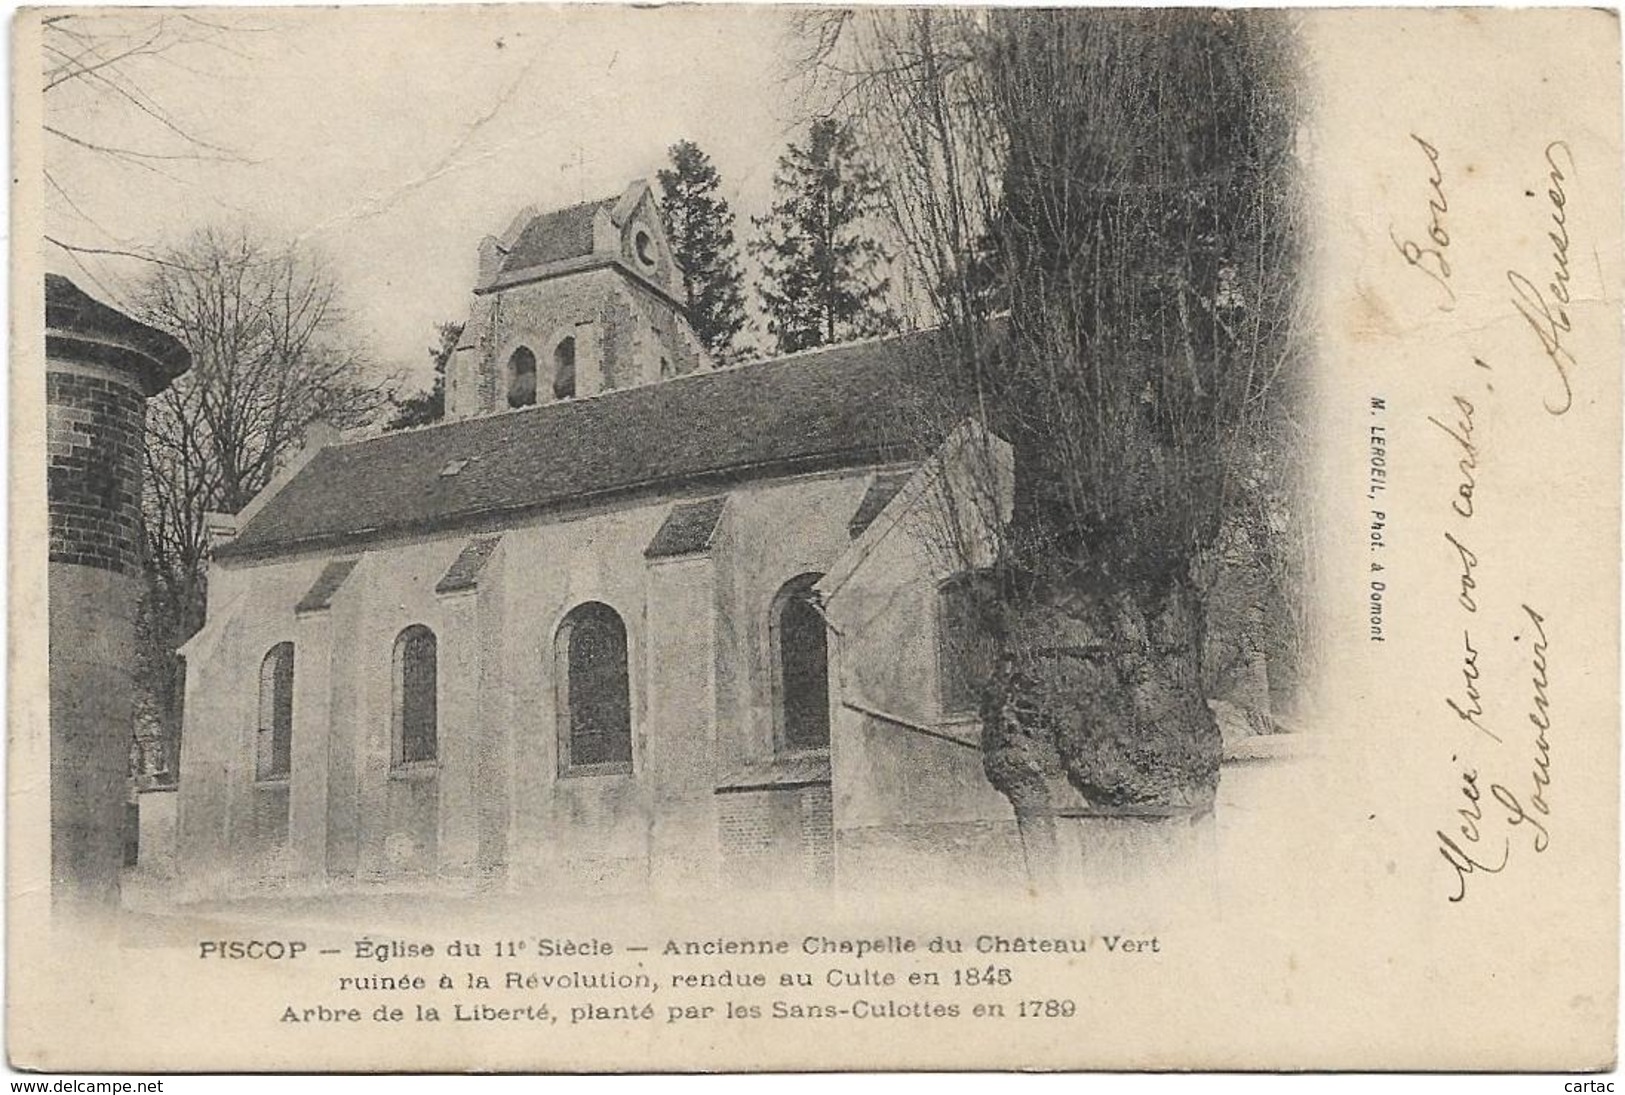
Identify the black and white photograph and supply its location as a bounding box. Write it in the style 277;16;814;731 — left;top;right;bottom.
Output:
11;2;1622;1075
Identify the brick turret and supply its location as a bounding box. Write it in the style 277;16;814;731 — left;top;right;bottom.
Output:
45;274;189;909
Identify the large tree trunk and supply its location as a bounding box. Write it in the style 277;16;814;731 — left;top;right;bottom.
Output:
983;567;1222;886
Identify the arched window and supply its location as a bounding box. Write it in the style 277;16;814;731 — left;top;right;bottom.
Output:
938;570;998;716
633;228;656;268
556;602;631;773
256;642;294;781
507;346;537;408
552;336;577;400
772;574;829;752
393;625;438;766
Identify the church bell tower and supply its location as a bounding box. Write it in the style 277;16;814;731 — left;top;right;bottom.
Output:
443;179;708;420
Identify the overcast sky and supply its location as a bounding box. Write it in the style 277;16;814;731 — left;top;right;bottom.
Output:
41;6;807;390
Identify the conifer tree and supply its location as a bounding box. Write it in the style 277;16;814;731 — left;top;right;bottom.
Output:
657;141;747;361
389;321;463;429
751;118;898;354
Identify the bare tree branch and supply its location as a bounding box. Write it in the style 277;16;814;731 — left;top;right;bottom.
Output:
132;227;391;779
790;10;1313;876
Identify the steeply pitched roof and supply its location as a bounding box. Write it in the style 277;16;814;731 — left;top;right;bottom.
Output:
499;196;615;275
221;329;956;559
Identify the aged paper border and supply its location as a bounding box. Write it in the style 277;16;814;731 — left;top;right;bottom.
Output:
7;3;1622;1075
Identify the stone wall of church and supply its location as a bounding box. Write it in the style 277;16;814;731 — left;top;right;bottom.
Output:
712;477;863;771
177;465;894;899
642;553;722;891
446;267;707;421
602;277;709;386
175;552;325;894
815;430;1028;892
821;569;1026;892
615;188;686;299
716;785;833;888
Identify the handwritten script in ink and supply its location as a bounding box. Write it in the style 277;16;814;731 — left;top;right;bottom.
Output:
1391;133;1457;312
1389;136;1573;902
1508;141;1578;416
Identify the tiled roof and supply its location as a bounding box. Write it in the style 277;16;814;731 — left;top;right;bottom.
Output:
435;537;501;594
644;497;727;559
294;558;359;613
499;197;614;275
221;329;955;559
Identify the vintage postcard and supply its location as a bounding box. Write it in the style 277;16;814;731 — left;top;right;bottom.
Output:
8;4;1620;1073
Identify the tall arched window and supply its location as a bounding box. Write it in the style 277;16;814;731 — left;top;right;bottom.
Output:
552;336;577;400
393;625;438;766
507;346;537;408
938;570;998;716
256;642;294;781
773;573;829;752
556;602;631;773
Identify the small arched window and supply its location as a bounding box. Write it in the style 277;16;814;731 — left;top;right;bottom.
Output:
256;642;294;781
633;228;656;268
556;602;631;773
773;574;829;752
393;625;438;766
552;336;577;400
507;346;537;408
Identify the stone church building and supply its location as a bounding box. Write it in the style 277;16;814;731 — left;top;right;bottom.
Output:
173;180;1026;898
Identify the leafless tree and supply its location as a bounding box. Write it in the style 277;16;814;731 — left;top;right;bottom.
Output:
134;227;390;780
795;9;1313;884
41;10;259;277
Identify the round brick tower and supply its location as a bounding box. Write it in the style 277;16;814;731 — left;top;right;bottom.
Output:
45;274;189;909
